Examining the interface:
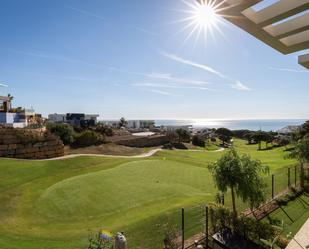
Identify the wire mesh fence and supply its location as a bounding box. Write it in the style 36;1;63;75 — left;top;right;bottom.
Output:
262;164;300;201
163;164;302;249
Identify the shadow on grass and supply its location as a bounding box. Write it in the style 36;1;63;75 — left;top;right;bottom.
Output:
279;206;294;223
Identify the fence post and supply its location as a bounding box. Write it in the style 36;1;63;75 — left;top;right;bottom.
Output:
182;208;184;249
272;174;275;199
205;206;209;249
288;168;291;188
221;193;224;206
295;165;297;187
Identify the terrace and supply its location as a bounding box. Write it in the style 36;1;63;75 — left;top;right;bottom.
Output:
199;0;309;69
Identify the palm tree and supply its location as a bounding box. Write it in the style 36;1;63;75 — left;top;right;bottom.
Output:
7;93;14;101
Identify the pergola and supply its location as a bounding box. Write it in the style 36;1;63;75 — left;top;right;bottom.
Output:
202;0;309;69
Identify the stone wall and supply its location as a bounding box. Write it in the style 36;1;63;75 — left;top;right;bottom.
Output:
0;127;64;159
115;135;169;148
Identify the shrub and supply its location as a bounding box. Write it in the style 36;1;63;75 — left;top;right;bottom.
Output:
86;232;113;249
209;203;232;233
192;135;205;147
74;131;105;147
275;187;303;206
210;137;216;142
46;123;74;145
95;125;114;137
172;143;188;150
162;223;180;249
9;129;58;144
209;203;276;243
276;236;289;249
275;195;289;206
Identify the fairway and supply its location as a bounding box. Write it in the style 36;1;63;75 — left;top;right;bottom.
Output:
0;140;297;249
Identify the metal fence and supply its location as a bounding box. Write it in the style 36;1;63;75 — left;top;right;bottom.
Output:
170;164;302;249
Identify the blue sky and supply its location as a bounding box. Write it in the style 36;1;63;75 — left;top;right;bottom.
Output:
0;0;308;120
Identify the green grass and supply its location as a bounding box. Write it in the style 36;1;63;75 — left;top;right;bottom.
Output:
263;193;309;236
0;139;298;249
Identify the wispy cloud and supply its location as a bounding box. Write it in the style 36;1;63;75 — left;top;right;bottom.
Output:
0;83;8;87
269;67;309;73
229;81;251;91
160;51;226;78
160;51;253;92
132;82;214;91
145;89;180;96
145;72;212;85
68;6;105;21
10;49;129;73
68;6;159;36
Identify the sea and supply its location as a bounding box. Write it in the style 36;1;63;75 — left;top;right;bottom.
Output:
154;119;307;132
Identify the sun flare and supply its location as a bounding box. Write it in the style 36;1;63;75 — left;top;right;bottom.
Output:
194;2;218;29
178;0;225;44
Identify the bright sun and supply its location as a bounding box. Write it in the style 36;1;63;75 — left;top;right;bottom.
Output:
195;2;218;28
178;0;224;43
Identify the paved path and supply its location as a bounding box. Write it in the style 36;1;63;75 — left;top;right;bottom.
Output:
38;148;163;161
286;218;309;249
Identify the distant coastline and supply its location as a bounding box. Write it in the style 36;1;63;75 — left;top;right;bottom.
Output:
154;119;307;131
100;119;307;131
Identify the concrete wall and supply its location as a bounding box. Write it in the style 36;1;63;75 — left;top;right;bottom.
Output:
0;128;64;159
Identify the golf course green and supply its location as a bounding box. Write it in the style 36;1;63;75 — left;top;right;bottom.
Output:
0;140;297;249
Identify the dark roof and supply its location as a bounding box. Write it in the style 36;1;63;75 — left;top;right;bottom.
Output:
212;229;263;249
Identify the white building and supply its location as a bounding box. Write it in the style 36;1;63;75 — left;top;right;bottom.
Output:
0;96;37;128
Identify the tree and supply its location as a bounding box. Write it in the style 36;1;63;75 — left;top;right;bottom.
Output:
208;149;242;216
119;117;127;128
209;149;269;216
167;131;178;144
265;132;275;149
278;137;290;149
233;129;251;139
192;135;205;147
251;131;270;150
215;128;233;147
288;137;309;188
244;132;254;144
297;120;309;140
175;128;190;143
238;154;269;210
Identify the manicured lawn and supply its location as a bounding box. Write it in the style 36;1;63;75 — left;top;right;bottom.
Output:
263;193;309;237
0;139;298;249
